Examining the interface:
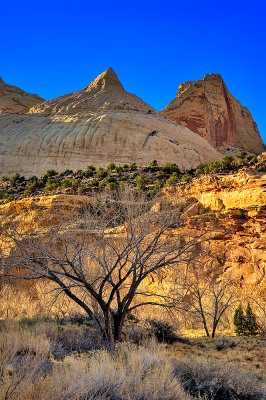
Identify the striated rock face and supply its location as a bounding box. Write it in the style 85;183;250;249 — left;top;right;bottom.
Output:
0;77;44;114
0;69;221;177
164;170;266;286
161;73;265;154
0;170;264;318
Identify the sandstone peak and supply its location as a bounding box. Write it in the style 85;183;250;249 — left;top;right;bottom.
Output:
86;68;123;91
161;73;265;154
29;68;154;114
0;77;45;114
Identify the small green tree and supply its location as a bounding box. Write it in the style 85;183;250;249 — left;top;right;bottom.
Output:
150;160;158;167
234;304;246;335
245;302;258;335
234;303;258;335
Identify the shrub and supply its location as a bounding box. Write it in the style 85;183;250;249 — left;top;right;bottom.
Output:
95;168;107;179
106;162;117;171
181;174;192;183
121;163;129;170
216;337;238;351
174;358;265;400
129;162;137;171
85;165;96;176
130;171;139;179
25;180;38;194
45;179;59;193
166;172;180;187
46;169;58;177
63;169;73;176
163;163;180;174
135;174;148;190
11;172;24;183
61;178;73;188
147;320;189;344
250;155;258;165
237;150;247;161
220;155;234;170
1;176;9;182
150;159;158;167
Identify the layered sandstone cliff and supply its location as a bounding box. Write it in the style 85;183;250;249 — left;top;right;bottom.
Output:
161;73;265;154
0;69;221;177
0;169;265;317
0;77;44;114
164;168;266;286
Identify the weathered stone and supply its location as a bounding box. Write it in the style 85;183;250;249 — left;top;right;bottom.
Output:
0;77;44;114
0;69;221;177
160;73;265;154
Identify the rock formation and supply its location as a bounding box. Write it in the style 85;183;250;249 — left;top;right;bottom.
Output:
161;73;265;154
0;168;264;317
0;77;44;114
0;69;221;177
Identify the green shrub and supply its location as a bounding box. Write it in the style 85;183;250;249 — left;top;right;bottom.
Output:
85;165;96;176
61;179;73;188
76;169;85;177
107;163;116;171
181;174;192;183
220;155;234;170
121;163;129;170
166;172;180;187
63;169;73;176
45;179;59;193
95;168;107;179
129;162;137;171
250;155;258;165
150;160;158;167
135;174;147;190
130;171;139;179
46;169;58;177
25;180;38;194
1;176;9;182
11;172;24;183
163;163;180;175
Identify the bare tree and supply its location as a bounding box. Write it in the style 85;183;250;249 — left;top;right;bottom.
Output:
175;254;237;337
0;190;210;347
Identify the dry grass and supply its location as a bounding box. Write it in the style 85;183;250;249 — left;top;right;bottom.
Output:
0;321;265;399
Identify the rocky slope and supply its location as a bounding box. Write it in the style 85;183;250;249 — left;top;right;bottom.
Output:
0;69;221;177
160;73;265;154
0;77;44;114
163;166;266;287
0;166;265;318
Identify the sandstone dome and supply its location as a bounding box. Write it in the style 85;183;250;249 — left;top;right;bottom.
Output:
160;73;265;154
0;77;45;114
0;69;221;177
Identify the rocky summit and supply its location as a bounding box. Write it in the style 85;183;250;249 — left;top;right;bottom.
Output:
0;77;44;114
160;73;265;154
0;69;221;177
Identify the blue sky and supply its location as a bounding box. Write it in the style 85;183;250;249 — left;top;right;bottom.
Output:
1;0;265;143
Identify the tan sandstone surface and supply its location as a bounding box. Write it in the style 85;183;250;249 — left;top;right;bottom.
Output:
0;169;264;317
161;73;265;154
164;169;266;286
0;77;44;114
0;69;221;177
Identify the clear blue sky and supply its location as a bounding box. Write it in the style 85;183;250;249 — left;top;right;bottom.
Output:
1;0;265;143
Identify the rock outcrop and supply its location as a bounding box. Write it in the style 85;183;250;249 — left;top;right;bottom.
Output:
0;69;221;177
164;169;266;286
0;77;44;114
161;73;265;154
